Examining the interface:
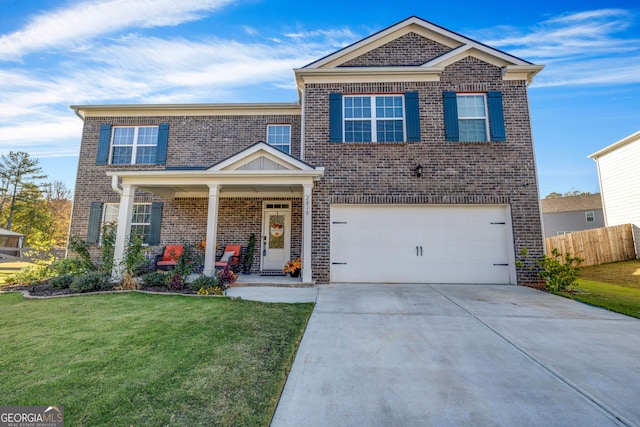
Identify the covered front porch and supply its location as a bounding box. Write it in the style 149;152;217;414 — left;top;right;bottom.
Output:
106;143;324;282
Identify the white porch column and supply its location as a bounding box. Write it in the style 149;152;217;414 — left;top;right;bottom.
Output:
302;184;313;282
203;184;220;276
112;184;136;280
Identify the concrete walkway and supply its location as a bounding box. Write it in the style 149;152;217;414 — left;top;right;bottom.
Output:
265;284;640;427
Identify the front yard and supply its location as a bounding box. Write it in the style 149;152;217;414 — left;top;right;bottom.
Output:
559;259;640;319
0;292;313;426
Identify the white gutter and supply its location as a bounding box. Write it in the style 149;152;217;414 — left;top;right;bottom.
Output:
111;175;123;195
300;87;306;161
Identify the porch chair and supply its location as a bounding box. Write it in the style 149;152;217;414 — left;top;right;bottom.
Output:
155;244;184;271
215;244;243;273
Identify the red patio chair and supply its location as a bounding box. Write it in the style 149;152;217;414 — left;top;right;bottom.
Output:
155;244;184;271
215;244;243;273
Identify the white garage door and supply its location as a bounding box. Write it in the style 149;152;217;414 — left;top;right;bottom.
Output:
330;205;515;284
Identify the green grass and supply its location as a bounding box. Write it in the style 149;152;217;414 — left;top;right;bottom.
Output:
557;260;640;319
0;292;313;426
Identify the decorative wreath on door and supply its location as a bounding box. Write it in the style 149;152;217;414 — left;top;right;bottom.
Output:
270;223;284;237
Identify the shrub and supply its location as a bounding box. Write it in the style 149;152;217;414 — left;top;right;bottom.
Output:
218;265;237;288
517;248;583;292
5;264;49;286
141;271;169;288
188;275;221;293
69;272;112;293
50;257;88;276
49;274;74;290
68;237;96;272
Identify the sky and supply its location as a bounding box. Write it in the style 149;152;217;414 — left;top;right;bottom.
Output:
1;0;639;198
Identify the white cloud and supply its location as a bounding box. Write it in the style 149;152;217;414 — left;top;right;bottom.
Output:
473;8;640;87
0;0;235;60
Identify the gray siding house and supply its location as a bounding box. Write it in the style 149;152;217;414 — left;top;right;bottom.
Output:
69;16;545;285
540;194;605;237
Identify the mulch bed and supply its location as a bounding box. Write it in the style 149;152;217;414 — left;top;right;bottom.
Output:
3;282;200;297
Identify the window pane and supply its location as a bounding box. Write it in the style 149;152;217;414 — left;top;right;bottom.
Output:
376;120;404;142
136;146;157;164
345;97;371;119
103;204;119;224
137;127;158;145
457;95;486;118
131;225;150;244
459;119;487;142
376;96;403;118
113;128;134;145
132;204;152;224
267;125;291;153
112;147;132;164
345;121;372;142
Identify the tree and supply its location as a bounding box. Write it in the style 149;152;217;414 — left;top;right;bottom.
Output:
544;190;592;199
0;151;47;230
44;180;73;247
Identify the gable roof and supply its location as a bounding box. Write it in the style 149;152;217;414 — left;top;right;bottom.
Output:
295;16;543;89
540;194;602;214
588;130;640;159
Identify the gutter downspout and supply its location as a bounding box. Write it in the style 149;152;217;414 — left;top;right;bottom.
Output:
111;175;123;195
300;88;305;161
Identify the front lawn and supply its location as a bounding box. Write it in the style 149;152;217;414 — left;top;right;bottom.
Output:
558;260;640;319
0;292;313;426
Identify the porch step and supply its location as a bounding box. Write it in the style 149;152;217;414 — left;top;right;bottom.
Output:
260;270;287;277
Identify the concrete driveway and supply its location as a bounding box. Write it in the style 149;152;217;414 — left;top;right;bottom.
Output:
270;284;640;427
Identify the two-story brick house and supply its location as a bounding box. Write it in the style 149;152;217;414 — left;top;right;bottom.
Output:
69;16;544;285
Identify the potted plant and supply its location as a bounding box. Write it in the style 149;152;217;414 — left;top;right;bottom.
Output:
283;257;302;277
242;233;255;274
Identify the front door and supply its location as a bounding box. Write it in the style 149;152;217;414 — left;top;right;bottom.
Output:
261;203;291;271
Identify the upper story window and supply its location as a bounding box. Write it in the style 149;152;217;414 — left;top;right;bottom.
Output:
585;211;595;222
267;125;291;154
329;92;420;144
343;95;405;142
96;123;169;166
111;126;159;165
456;94;489;142
443;91;506;142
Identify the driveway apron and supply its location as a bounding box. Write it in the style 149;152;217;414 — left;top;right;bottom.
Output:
271;284;640;427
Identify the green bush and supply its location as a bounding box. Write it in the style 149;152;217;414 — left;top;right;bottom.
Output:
517;248;583;292
5;264;49;286
141;271;169;288
188;275;221;293
50;257;88;276
49;274;74;290
69;272;113;293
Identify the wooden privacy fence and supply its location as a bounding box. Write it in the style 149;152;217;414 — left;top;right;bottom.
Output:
545;224;638;267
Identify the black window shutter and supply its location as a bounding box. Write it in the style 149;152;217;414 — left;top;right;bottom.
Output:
87;201;103;243
405;92;421;142
443;92;459;142
148;202;163;246
96;124;112;164
487;91;506;141
156;124;169;164
329;93;343;143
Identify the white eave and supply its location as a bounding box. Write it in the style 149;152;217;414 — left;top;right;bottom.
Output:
71;102;301;119
294;66;445;89
589;130;640;159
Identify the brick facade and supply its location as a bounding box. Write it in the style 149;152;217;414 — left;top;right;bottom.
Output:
69;18;544;285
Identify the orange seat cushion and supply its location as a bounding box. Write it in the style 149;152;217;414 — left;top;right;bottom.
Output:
162;245;183;261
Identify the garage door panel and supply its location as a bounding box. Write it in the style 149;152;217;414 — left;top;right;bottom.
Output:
330;205;515;284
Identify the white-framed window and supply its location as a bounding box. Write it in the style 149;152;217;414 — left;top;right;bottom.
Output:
103;203;152;244
456;94;489;142
557;231;572;236
585;211;595;222
110;126;159;165
343;95;405;142
266;125;291;154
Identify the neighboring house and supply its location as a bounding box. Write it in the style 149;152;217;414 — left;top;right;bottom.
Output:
68;16;545;285
540;194;604;237
589;131;640;228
